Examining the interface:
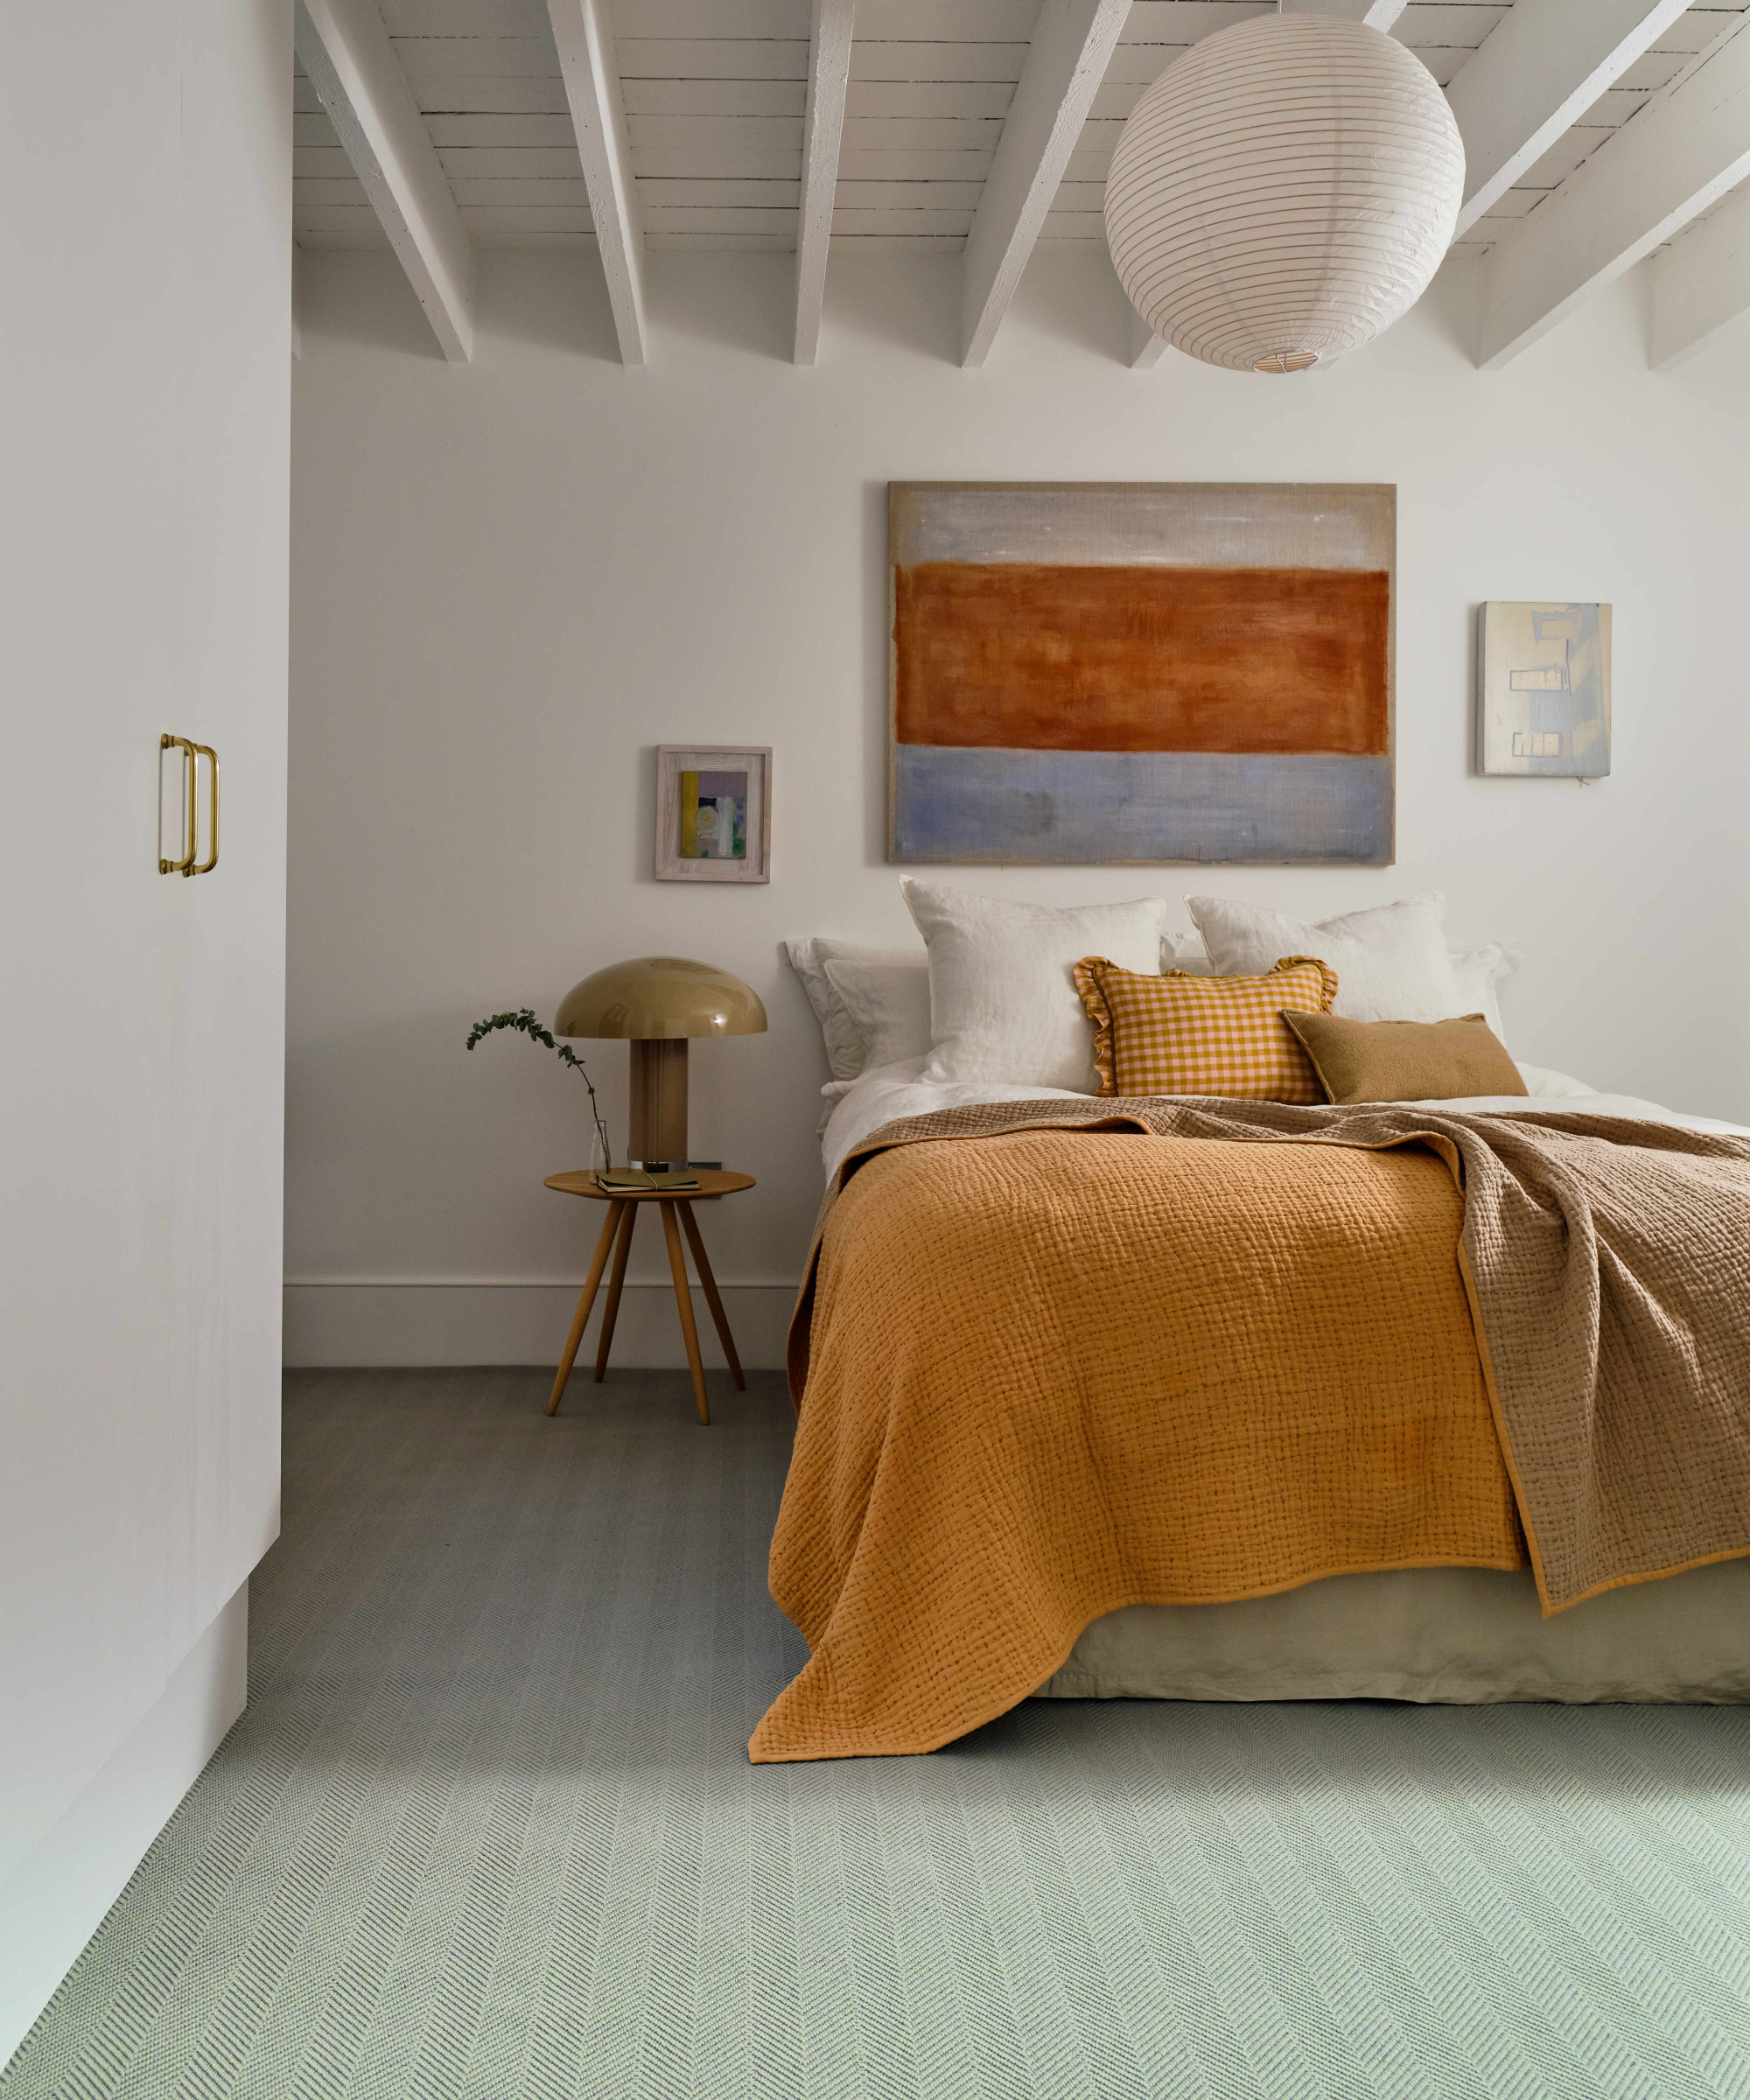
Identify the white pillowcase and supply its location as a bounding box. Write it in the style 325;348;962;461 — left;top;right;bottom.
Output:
1187;894;1464;1025
823;955;934;1073
1448;942;1521;1045
1165;925;1520;1039
785;938;925;1081
1516;1061;1592;1098
902;877;1166;1093
1160;929;1217;975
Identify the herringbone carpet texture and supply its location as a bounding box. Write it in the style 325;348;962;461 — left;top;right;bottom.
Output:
7;1368;1750;2098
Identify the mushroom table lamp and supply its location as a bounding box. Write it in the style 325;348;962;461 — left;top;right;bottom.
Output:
554;956;766;1170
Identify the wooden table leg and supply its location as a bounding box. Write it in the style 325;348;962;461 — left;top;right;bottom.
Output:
676;1199;745;1391
593;1202;638;1382
660;1198;710;1425
549;1200;625;1417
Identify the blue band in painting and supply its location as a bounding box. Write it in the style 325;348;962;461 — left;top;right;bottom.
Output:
891;746;1393;866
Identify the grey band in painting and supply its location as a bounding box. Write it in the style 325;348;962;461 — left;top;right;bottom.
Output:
892;749;1395;866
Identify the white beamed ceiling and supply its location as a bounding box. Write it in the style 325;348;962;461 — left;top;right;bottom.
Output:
295;0;1750;303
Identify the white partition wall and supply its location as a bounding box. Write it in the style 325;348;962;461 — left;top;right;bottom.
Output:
0;0;290;2059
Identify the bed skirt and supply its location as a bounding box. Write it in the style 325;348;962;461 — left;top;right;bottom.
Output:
1038;1561;1750;1705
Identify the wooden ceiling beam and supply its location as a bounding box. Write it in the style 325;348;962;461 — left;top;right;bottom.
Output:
960;0;1130;368
1449;0;1693;236
548;0;647;366
794;0;856;365
1652;178;1750;368
1279;0;1410;29
293;0;473;362
1480;18;1750;368
1129;313;1169;368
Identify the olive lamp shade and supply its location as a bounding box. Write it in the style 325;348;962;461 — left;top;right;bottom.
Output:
555;956;766;1040
554;956;766;1168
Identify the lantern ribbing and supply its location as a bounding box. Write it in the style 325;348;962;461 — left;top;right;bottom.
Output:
1105;14;1465;373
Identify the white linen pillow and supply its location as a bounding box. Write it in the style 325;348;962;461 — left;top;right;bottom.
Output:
1160;929;1216;974
823;956;934;1072
1448;942;1521;1045
1516;1061;1592;1098
1169;926;1520;1034
785;938;926;1081
785;938;836;1044
1187;894;1464;1024
901;877;1166;1093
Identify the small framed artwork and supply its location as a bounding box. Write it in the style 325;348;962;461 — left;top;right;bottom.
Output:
655;745;771;883
1478;602;1611;777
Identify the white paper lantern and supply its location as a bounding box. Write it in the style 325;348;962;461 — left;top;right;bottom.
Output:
1104;13;1464;374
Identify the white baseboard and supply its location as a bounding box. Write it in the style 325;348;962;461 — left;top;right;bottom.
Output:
283;1278;800;1369
0;1583;248;2069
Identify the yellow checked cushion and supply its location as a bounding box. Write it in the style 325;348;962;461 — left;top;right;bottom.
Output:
1073;955;1339;1102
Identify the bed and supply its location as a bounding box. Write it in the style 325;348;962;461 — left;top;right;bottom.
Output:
757;899;1750;1765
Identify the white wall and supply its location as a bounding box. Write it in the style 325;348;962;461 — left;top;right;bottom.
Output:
286;245;1750;1369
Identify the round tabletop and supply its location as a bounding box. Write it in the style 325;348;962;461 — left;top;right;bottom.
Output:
545;1168;755;1201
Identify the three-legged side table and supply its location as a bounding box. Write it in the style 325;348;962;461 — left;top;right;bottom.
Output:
543;1169;756;1424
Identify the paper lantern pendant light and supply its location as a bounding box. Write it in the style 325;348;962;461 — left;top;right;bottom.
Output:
1105;13;1465;374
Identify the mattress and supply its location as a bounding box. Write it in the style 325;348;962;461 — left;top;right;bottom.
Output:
1040;1561;1750;1704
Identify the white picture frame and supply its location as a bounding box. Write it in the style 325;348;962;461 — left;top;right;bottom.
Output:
654;745;772;883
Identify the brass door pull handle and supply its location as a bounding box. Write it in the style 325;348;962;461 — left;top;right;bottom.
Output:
160;735;198;873
192;743;218;874
159;734;219;877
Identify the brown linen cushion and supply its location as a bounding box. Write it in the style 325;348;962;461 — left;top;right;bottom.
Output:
1074;955;1338;1102
1280;1010;1528;1104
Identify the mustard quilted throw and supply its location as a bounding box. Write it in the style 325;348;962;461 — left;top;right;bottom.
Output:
1074;953;1338;1101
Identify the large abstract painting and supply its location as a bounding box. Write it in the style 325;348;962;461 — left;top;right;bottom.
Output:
1477;602;1612;777
888;481;1395;865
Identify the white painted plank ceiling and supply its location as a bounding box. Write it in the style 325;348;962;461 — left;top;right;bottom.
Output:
294;0;1750;285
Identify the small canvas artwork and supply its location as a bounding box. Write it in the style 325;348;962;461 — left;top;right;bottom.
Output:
654;745;771;883
683;769;747;861
888;482;1395;865
1478;602;1612;777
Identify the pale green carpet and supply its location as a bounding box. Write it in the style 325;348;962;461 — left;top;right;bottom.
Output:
7;1367;1750;2097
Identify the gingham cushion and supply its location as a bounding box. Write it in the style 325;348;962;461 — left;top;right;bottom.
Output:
1074;955;1339;1102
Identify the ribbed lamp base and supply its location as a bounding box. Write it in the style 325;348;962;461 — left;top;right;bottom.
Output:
629;1039;689;1168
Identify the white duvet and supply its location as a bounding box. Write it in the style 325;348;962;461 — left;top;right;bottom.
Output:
821;1057;1749;1182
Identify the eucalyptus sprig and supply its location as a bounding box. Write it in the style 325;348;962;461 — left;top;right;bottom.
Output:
466;1008;612;1169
